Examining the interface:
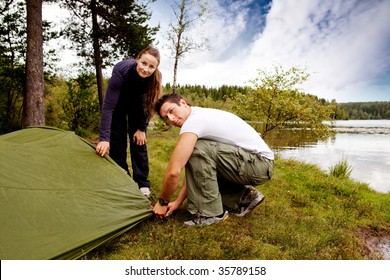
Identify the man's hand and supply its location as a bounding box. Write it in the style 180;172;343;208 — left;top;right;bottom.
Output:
166;201;180;217
153;203;168;220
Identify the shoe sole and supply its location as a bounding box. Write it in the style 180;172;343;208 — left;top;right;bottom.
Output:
184;211;229;227
233;195;265;217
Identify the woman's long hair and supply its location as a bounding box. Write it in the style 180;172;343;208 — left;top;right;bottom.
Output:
137;46;162;121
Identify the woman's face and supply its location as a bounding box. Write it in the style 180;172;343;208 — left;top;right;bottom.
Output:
136;53;159;78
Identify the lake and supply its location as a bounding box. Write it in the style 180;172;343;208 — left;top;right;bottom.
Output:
275;120;390;193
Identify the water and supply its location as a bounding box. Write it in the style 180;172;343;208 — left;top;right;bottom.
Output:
276;120;390;193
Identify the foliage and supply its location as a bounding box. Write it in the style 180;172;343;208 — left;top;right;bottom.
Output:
0;57;25;133
230;65;335;137
329;159;353;179
45;75;68;129
62;0;158;69
61;0;159;110
87;130;390;260
337;102;390;120
331;100;349;120
166;83;250;101
0;0;27;60
61;0;156;69
61;72;100;132
0;0;26;133
0;0;62;133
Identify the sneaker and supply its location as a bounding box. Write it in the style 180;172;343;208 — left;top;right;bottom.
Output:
184;210;229;227
140;187;151;198
232;187;265;217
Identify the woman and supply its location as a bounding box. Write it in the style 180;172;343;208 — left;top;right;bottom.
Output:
96;46;162;197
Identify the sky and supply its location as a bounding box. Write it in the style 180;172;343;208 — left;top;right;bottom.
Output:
43;0;390;103
146;0;390;102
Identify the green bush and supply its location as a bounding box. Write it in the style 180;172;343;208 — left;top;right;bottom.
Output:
62;73;100;132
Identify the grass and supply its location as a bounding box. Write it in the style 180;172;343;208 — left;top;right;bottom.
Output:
329;159;353;178
88;127;390;260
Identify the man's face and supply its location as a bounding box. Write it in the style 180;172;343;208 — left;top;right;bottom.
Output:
159;99;191;127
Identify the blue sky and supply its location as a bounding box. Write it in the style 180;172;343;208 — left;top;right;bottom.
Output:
44;0;390;103
146;0;390;102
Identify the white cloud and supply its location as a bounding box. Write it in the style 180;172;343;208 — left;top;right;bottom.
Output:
239;1;389;99
157;0;260;86
156;0;390;101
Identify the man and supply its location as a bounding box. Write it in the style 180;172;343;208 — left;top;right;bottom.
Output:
153;93;274;227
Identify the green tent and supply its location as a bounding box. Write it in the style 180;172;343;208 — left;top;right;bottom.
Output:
0;127;153;260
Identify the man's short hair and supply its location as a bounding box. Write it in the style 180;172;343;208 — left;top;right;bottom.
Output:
154;93;185;118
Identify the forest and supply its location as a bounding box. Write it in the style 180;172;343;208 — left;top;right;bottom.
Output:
171;84;390;121
336;101;390;120
0;0;388;136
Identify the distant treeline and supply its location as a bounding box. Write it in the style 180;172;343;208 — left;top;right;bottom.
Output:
165;83;249;101
335;102;390;120
168;84;390;120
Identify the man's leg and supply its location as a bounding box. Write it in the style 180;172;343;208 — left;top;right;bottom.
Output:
185;140;273;217
217;177;247;210
215;142;273;215
215;143;273;186
185;140;224;218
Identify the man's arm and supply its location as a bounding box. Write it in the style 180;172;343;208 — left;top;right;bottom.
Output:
153;132;198;218
160;132;197;200
166;178;187;217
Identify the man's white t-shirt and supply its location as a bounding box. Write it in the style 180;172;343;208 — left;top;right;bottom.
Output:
180;107;274;160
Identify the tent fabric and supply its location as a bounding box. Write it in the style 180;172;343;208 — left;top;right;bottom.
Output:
0;127;153;260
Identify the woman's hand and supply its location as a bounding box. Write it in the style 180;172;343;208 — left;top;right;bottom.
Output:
96;141;110;156
133;130;147;146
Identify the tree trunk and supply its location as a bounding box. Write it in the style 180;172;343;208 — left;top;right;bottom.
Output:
172;52;179;93
23;0;45;128
90;0;105;112
172;0;186;93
